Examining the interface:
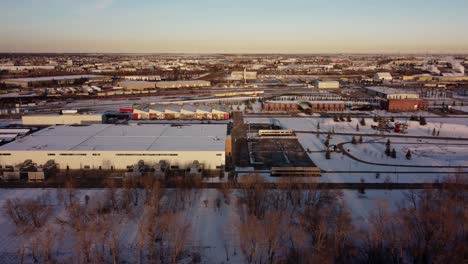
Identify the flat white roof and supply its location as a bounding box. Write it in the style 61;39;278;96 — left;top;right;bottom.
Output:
0;124;227;152
119;81;155;85
365;86;418;95
156;80;210;85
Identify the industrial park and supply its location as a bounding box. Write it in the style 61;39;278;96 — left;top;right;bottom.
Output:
0;53;466;263
0;0;467;263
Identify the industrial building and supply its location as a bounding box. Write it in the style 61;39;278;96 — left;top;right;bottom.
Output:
155;80;211;89
383;99;429;112
263;100;346;112
22;113;103;125
118;81;156;90
374;72;393;81
0;65;56;72
118;80;211;90
230;70;258;80
128;104;230;120
123;75;162;81
314;80;340;89
0;124;227;171
309;101;346;112
263;101;300;112
2;75;110;88
364;86;420;100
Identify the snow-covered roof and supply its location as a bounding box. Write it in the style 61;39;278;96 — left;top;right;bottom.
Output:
375;72;393;79
309;101;346;104
164;105;182;113
196;105;212;113
181;105;197;113
365;86;417;95
0;124;227;152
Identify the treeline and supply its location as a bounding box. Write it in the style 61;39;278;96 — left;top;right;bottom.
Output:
235;174;467;264
2;174;467;264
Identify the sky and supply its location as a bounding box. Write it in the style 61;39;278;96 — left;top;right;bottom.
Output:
1;0;468;53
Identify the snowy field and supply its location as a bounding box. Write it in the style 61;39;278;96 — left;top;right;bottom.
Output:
296;133;467;171
0;188;409;264
346;141;468;167
245;117;468;138
241;116;468;184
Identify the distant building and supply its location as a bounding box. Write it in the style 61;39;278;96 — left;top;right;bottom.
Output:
383;99;429;112
263;100;346;112
314;80;340;89
123;75;162;81
263;101;299;112
310;101;346;112
0;65;55;72
155;80;211;89
364;87;419;100
230;70;257;81
374;72;393;81
118;81;156;90
127;104;229;120
2;75;110;88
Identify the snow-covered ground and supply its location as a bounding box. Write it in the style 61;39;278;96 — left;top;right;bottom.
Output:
0;188;243;263
296;133;467;171
241;116;468;184
0;188;410;263
245;117;468;138
346;141;468;167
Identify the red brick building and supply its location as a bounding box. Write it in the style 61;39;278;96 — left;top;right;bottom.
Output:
263;101;346;112
310;101;346;112
263;101;299;112
383;99;429;112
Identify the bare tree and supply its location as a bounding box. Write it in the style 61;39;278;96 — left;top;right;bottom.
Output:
237;173;271;220
3;193;53;233
162;212;192;264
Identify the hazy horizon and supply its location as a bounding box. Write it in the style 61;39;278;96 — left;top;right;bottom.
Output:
1;0;468;53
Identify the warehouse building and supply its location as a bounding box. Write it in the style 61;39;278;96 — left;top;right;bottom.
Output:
263;101;300;112
130;105;230;120
264;100;346;112
118;81;156;90
230;71;258;80
123;75;162;81
374;72;393;81
118;80;211;90
0;124;227;170
310;101;346;112
22;113;103;125
0;65;56;72
155;80;210;89
383;99;429;112
314;80;340;89
2;75;110;88
364;86;420;100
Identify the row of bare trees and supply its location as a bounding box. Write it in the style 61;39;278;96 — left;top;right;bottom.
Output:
235;174;467;264
2;173;466;263
3;176;198;264
236;174;355;263
361;175;467;264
